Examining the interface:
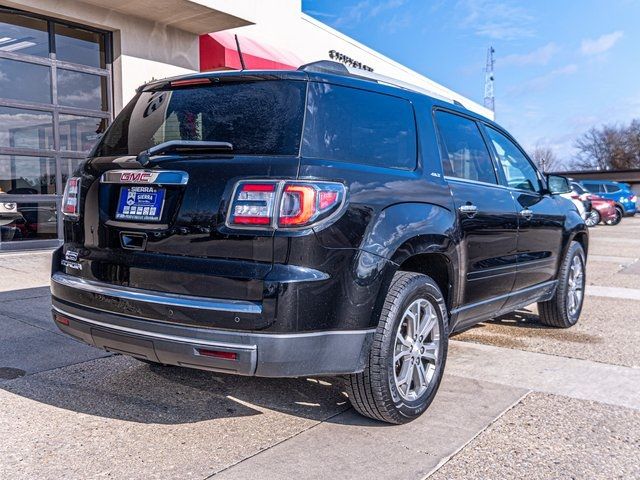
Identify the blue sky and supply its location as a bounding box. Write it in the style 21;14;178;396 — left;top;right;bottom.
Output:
302;0;640;167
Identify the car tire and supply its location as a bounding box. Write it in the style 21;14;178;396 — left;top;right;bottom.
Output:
538;241;585;328
605;208;623;226
345;271;448;424
585;209;600;227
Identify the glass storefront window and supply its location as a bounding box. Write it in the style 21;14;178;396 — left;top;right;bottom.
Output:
0;106;54;150
57;69;107;111
0;11;49;57
0;8;111;248
54;23;106;68
0;155;56;195
0;200;58;242
60;158;84;186
0;57;52;104
59;115;106;152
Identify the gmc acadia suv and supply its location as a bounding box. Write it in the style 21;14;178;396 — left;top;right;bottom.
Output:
51;62;588;424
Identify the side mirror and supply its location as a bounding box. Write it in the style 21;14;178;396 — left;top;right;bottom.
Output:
547;175;571;194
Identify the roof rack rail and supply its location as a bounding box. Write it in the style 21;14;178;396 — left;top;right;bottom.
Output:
298;60;462;108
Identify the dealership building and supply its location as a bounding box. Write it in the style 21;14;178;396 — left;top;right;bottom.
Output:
0;0;490;250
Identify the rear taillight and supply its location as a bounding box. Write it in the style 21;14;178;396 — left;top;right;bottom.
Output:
631;195;637;203
227;180;346;230
61;177;81;219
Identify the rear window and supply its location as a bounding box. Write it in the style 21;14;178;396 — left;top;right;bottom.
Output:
95;80;307;157
301;83;417;170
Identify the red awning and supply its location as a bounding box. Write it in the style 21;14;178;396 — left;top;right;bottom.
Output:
199;32;302;72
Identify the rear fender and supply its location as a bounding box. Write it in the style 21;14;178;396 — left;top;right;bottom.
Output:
354;203;458;327
558;207;589;272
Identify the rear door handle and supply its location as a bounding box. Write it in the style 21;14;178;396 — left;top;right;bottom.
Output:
520;208;534;220
459;204;478;217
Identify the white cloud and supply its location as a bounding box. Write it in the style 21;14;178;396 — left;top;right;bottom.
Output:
580;31;624;56
508;64;578;95
500;43;559;67
456;0;535;40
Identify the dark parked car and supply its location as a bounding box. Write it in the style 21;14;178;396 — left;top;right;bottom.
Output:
51;62;588;424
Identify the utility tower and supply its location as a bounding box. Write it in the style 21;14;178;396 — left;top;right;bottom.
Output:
484;46;495;113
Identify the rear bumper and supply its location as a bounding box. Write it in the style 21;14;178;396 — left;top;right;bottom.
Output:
51;299;374;378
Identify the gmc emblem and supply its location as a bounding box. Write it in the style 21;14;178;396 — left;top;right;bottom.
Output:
120;172;154;183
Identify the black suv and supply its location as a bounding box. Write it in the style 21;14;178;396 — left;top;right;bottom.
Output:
52;62;587;424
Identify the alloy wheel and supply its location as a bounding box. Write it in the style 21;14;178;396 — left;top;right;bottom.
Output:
585;210;599;227
566;255;584;317
393;298;440;402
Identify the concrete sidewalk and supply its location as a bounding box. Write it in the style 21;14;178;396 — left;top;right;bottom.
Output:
1;220;639;479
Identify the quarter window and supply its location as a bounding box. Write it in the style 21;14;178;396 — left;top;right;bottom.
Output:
302;83;417;170
485;127;540;192
434;111;497;184
605;184;621;193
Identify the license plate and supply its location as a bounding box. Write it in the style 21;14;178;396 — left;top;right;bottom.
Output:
115;186;165;222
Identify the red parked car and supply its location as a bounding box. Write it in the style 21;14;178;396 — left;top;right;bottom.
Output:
570;182;621;226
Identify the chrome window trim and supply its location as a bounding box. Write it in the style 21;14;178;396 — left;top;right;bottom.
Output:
52;272;260;314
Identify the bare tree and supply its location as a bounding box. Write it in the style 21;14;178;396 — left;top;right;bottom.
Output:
530;145;559;173
573;120;640;170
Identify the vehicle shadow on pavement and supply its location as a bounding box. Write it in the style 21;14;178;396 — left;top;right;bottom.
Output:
0;354;394;426
0;285;390;427
453;307;601;347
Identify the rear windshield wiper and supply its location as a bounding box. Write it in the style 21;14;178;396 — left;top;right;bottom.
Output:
137;140;233;165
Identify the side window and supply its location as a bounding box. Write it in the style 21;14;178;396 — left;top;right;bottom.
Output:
485;127;541;192
583;182;603;193
302;83;417;170
606;184;621;193
434;111;497;184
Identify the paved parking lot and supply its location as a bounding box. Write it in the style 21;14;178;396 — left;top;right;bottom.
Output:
1;218;639;479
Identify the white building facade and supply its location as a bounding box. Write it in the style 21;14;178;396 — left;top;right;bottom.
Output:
0;0;490;250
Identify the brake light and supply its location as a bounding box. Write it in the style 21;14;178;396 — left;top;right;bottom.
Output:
61;177;81;218
227;180;346;229
280;184;316;226
170;78;211;87
631;195;637;203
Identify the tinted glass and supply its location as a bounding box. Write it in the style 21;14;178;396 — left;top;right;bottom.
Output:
0;12;49;57
59;115;107;152
0;155;56;194
571;182;587;194
0;107;53;150
1;200;58;241
0;58;51;104
302;83;416;170
54;23;105;68
435;111;496;183
96;80;306;157
606;184;621;193
57;69;108;111
582;182;603;193
485;127;540;192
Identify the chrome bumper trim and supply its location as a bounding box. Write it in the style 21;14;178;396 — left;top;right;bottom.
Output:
52;305;257;350
51;272;262;315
